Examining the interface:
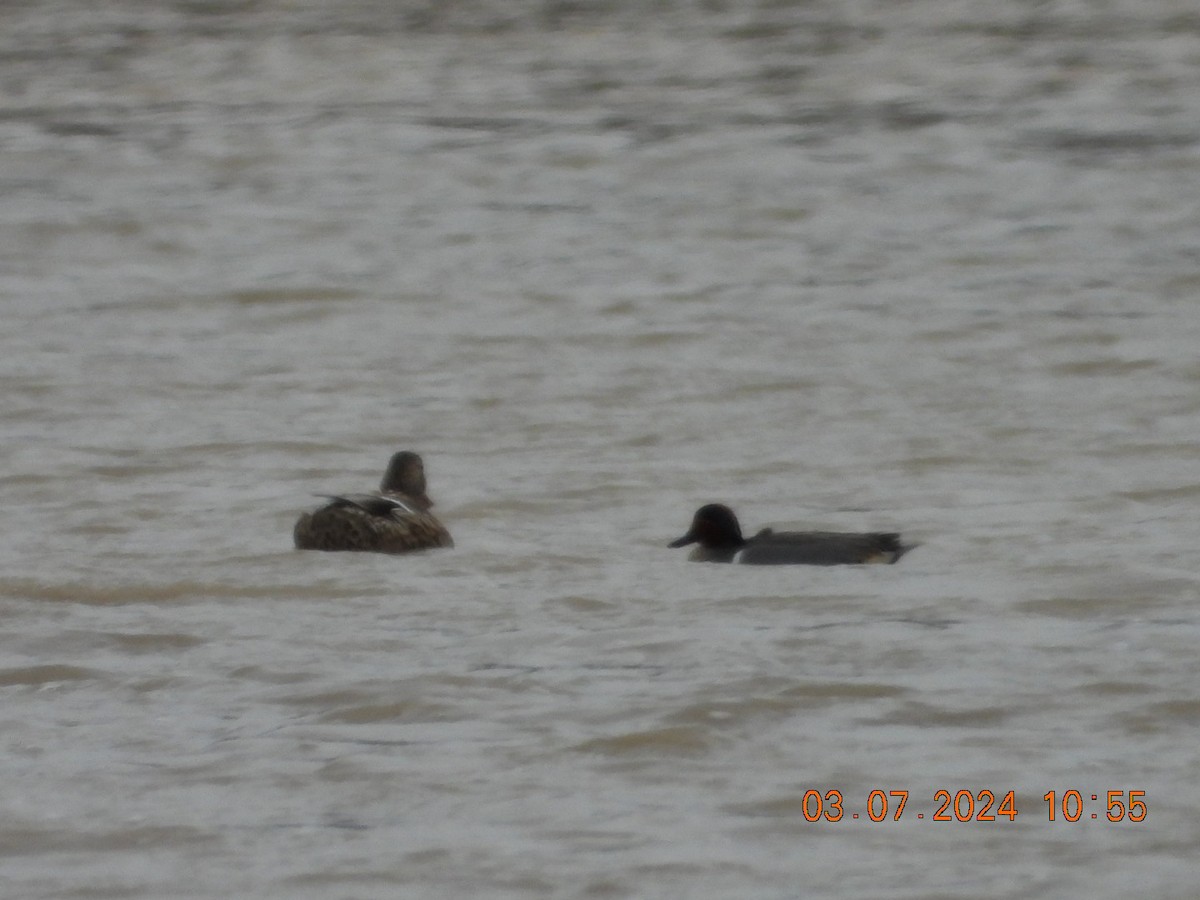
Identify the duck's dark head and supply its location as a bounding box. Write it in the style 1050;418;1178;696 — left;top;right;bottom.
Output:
669;503;745;550
381;450;433;511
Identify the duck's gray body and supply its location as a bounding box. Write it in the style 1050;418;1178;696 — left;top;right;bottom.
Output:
671;504;914;565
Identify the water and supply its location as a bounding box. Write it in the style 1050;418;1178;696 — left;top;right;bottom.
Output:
3;1;1200;896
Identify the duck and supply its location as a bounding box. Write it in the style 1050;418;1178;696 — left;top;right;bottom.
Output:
293;451;453;553
669;503;914;565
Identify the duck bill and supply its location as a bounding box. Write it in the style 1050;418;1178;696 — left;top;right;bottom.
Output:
668;532;697;548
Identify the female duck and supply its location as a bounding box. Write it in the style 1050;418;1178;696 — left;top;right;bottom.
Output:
294;451;453;553
670;503;913;565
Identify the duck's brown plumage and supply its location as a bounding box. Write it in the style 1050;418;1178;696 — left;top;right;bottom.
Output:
294;451;453;554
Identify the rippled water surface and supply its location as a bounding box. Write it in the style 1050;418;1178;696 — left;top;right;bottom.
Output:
3;1;1200;897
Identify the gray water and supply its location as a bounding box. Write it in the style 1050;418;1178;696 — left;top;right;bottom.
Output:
3;1;1200;897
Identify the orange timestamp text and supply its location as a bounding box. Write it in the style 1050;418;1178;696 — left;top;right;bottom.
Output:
802;789;1147;823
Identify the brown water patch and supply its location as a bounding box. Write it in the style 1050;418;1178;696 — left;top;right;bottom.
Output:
1118;484;1200;502
1080;680;1152;696
1021;128;1198;155
1015;589;1182;618
229;665;315;685
2;577;374;605
725;793;814;818
574;725;710;756
664;682;906;730
548;594;622;614
1048;358;1158;377
230;287;359;305
62;522;128;536
729;378;822;397
1088;442;1198;459
627;330;703;348
83;462;191;478
107;632;206;653
1119;698;1200;734
868;701;1012;728
535;829;642;853
320;700;454;724
780;681;909;703
0;825;219;856
580;878;631;897
0;471;59;487
665;696;801;730
900;454;975;473
0;664;98;687
277;688;376;708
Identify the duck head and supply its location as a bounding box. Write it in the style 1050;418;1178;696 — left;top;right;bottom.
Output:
380;450;434;511
669;503;746;551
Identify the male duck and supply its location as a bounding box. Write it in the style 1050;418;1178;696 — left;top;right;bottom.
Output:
669;503;914;565
294;451;453;553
